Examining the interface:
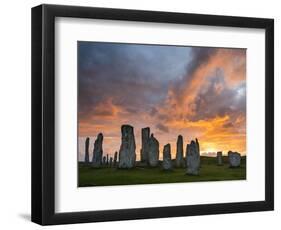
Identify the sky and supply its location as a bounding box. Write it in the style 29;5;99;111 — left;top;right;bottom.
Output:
78;41;246;161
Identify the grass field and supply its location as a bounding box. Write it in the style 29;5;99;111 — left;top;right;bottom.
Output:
78;156;246;187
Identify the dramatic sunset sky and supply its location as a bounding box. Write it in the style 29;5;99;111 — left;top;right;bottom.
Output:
78;42;246;161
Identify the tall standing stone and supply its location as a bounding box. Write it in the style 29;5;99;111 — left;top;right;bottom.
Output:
113;151;118;166
109;157;113;167
102;156;106;165
186;139;200;175
228;151;241;167
148;134;159;167
141;127;150;163
118;125;136;169
217;151;223;166
106;154;109;165
162;144;172;170
175;135;184;167
92;133;103;168
84;137;90;164
195;138;200;166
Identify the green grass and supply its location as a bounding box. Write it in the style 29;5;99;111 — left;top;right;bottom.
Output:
78;156;246;187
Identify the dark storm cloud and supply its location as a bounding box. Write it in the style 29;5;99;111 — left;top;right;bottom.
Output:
78;42;190;119
171;47;218;102
78;42;245;126
156;123;170;133
186;47;218;77
187;69;246;122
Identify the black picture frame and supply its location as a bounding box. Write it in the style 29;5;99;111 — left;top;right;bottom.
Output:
31;4;274;225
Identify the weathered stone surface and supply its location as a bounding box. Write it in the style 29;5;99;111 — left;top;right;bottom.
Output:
141;127;150;163
109;157;113;167
217;151;223;166
92;133;103;168
118;125;136;169
148;134;159;167
195;138;200;166
228;151;241;167
84;137;90;163
162;144;172;170
113;151;118;166
102;156;106;165
186;139;200;175
176;135;184;167
106;154;109;165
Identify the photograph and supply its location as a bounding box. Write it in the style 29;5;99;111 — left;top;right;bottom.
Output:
77;42;247;187
30;3;274;225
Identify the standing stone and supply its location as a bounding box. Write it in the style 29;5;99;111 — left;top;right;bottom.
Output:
106;154;109;165
102;156;106;165
84;137;90;164
175;135;184;167
118;125;136;169
148;134;159;167
141;127;150;163
228;151;241;167
162;144;172;170
195;138;200;166
186;140;200;175
92;133;103;168
113;151;118;166
217;151;223;166
109;157;113;167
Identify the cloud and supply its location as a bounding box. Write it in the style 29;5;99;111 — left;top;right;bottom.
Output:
187;69;246;122
170;47;218;103
153;48;246;126
149;107;158;116
223;122;234;128
156;123;170;133
78;42;191;121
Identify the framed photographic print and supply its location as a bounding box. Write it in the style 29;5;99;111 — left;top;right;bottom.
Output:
31;4;274;225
